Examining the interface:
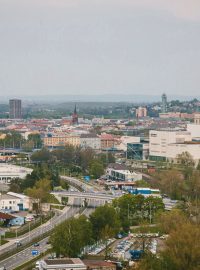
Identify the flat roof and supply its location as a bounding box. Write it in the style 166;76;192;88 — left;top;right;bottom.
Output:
106;182;136;186
44;258;84;266
44;259;73;265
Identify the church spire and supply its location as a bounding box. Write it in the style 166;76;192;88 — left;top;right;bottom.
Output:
74;104;77;114
72;104;78;125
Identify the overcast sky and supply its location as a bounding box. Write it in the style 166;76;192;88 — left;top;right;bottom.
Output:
0;0;200;98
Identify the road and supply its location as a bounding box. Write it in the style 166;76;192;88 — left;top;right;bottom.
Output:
0;206;79;256
51;191;119;201
0;207;94;270
0;176;96;269
0;237;49;270
61;175;94;192
0;177;91;258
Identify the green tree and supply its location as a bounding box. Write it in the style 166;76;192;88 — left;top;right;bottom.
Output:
60;179;69;190
25;178;52;203
176;151;195;168
89;204;121;241
153;169;185;200
89;160;104;179
79;148;95;171
161;222;200;270
50;215;93;257
113;194;164;228
27;133;42;148
158;209;188;234
31;148;52;163
135;179;150;188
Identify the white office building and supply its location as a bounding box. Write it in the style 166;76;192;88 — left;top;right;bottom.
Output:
0;164;32;184
107;168;142;182
149;130;191;161
167;142;200;164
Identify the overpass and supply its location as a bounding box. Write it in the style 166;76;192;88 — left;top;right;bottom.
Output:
60;176;94;192
51;191;120;207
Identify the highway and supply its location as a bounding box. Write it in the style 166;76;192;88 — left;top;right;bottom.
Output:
0;207;94;270
0;176;89;256
0;237;49;270
0;177;104;270
60;175;94;192
0;206;79;256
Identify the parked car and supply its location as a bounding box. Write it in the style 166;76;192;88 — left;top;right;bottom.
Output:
33;242;40;247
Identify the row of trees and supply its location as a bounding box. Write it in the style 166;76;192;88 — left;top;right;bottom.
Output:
0;131;42;150
113;194;164;228
31;146;115;179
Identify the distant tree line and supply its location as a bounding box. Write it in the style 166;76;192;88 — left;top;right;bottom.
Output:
0;131;42;150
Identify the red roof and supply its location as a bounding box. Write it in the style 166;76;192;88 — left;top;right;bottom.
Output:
100;134;114;140
83;260;116;267
0;212;15;220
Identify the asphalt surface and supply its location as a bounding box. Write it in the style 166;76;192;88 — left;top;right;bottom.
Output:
0;206;81;270
0;177;96;269
0;237;49;270
0;206;79;255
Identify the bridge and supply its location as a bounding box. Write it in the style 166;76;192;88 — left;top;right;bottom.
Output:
51;191;120;207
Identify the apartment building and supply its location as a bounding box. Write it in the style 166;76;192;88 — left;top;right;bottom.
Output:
43;134;80;147
136;107;147;118
100;134;117;150
80;134;101;150
106;164;142;182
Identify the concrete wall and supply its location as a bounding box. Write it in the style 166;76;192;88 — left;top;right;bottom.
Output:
149;130;191;158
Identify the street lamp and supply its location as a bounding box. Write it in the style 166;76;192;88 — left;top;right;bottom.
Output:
28;222;31;241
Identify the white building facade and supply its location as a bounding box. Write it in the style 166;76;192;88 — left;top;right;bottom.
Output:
149;130;191;161
0;164;33;184
80;134;101;150
0;192;31;212
106;168;142;181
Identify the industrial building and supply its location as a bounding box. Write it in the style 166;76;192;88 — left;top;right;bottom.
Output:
0;164;32;184
0;192;31;212
36;258;87;270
